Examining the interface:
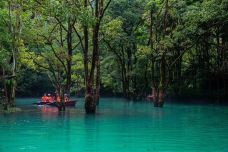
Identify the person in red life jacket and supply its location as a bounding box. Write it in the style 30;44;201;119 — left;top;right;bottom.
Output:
42;93;47;102
56;94;61;102
64;94;70;102
46;94;52;103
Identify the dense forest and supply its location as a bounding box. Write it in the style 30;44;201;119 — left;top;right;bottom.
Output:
0;0;227;112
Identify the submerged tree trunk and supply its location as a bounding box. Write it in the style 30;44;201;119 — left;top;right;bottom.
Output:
85;25;99;113
85;79;96;113
84;0;112;113
57;87;65;111
150;0;170;107
84;6;98;113
85;0;100;113
82;0;95;113
7;1;22;107
153;56;166;107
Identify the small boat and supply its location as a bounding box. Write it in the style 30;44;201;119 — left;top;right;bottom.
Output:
33;102;48;106
48;100;77;107
33;100;77;107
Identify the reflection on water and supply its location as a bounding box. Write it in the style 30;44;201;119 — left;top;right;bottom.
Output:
0;98;228;152
40;106;59;119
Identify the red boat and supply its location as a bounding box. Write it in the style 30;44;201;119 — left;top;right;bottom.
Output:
33;100;77;107
48;100;77;107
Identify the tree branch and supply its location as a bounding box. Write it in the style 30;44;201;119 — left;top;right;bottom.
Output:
99;0;112;21
73;26;85;52
39;34;68;74
49;44;68;74
72;41;82;51
55;16;68;32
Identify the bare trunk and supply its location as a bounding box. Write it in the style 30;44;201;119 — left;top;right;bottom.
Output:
84;0;112;113
57;86;65;111
85;0;100;113
66;20;73;95
83;0;89;88
83;24;89;94
7;1;22;107
2;68;7;102
85;31;99;113
153;57;166;107
11;55;16;107
2;68;8;110
95;57;100;105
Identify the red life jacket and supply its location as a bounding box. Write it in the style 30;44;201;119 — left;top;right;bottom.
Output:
56;96;61;102
42;96;47;102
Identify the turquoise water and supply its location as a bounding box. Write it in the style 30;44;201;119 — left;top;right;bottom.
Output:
0;98;228;152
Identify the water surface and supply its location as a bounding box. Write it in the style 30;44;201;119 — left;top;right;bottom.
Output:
0;98;228;152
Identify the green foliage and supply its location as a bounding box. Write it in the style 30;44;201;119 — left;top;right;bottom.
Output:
0;0;227;101
100;0;228;100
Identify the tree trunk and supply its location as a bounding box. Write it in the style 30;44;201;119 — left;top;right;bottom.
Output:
83;22;89;94
57;87;65;111
84;0;111;112
154;56;166;107
11;60;16;107
66;20;73;95
95;57;101;105
7;1;22;107
2;68;7;101
2;68;8;110
85;0;101;113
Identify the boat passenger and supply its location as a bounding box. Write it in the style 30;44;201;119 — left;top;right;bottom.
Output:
42;93;47;102
46;94;52;102
56;94;61;102
64;94;70;102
